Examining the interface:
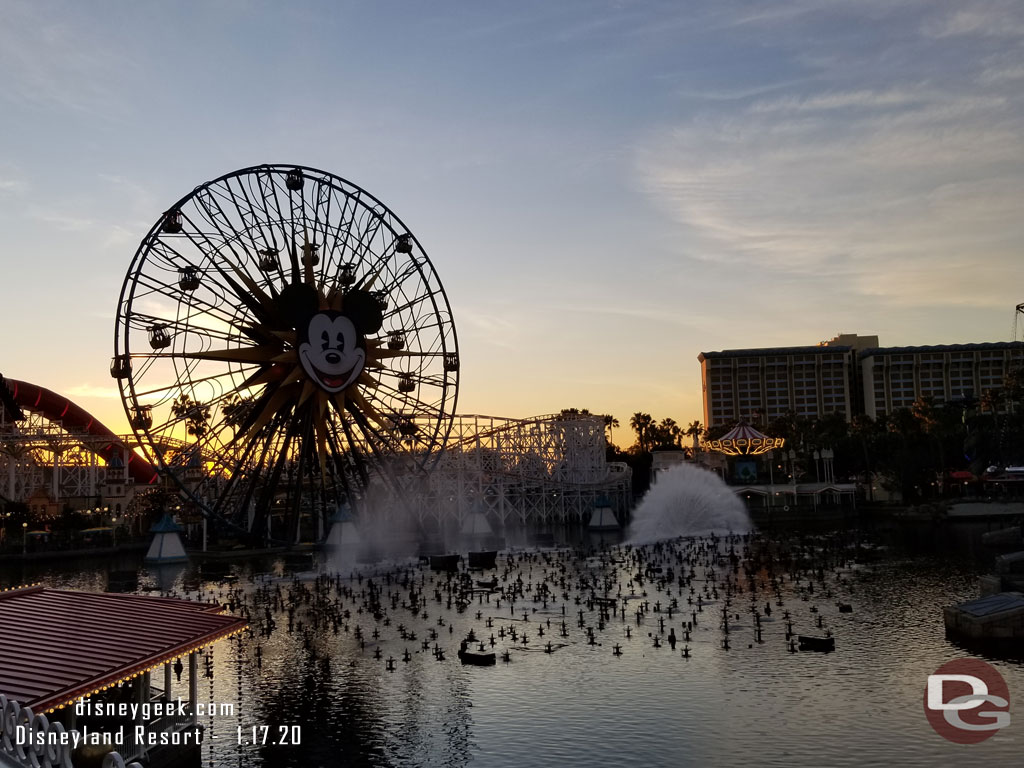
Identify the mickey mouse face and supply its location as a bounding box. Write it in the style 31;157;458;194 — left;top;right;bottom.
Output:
298;311;366;393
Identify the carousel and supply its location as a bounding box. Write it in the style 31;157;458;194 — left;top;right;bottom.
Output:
701;423;856;513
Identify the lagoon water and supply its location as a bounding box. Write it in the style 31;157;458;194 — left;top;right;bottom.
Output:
2;517;1022;768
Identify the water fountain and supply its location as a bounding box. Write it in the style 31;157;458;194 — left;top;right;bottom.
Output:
625;463;752;544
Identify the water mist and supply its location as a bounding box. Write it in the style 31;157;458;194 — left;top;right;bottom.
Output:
625;462;752;544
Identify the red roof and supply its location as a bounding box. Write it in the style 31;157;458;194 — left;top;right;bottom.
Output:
0;586;246;712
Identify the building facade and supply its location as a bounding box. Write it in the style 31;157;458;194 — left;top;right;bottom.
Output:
699;334;1024;428
860;342;1024;419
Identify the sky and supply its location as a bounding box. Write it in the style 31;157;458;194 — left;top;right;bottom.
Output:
1;0;1023;442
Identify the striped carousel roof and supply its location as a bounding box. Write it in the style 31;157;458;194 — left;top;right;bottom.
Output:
703;422;784;456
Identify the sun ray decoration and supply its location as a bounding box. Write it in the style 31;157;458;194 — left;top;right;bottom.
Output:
113;165;459;542
702;422;784;456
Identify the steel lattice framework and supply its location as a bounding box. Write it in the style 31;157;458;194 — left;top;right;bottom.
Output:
0;408;126;507
367;413;631;528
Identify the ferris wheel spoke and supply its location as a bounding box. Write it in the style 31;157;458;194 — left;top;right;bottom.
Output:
192;185;256;267
130;365;258;401
320;195;356;279
261;173;303;285
311;180;338;274
127;308;250;348
213;418;282;520
349;208;387;266
232;174;273;249
381;287;446;324
329;413;371;490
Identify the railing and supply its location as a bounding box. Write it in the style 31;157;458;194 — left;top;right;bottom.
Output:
0;695;142;768
117;711;194;764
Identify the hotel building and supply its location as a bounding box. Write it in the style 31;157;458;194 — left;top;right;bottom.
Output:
859;342;1024;419
699;334;1024;428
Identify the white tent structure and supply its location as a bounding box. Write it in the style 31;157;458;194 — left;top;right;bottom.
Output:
460;502;494;538
588;495;620;531
326;504;363;563
144;513;188;563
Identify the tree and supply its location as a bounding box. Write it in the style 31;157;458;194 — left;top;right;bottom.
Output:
651;417;682;449
629;412;655;453
684;420;704;453
602;414;620;446
1003;368;1024;414
222;394;254;433
172;394;211;440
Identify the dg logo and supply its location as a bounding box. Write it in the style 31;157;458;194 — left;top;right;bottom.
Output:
925;658;1011;744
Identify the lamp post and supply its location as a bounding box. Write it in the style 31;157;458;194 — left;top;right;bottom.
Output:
22;521;28;556
821;448;834;484
787;449;797;510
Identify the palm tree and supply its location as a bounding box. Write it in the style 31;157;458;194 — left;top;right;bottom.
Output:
222;394;254;434
911;395;946;485
603;414;620;445
684;420;704;453
980;387;1004;416
656;417;682;449
171;394;211;440
1003;368;1024;415
630;412;655;453
849;414;875;500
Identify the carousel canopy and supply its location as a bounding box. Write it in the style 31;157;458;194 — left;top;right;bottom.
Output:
703;422;784;456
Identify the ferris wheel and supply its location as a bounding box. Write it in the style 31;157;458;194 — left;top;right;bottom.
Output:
112;164;459;540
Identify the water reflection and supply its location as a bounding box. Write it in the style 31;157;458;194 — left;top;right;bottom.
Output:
1;521;1021;767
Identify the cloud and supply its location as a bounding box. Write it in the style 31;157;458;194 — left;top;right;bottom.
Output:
923;3;1024;38
749;88;921;113
634;2;1024;311
0;3;133;118
65;384;120;399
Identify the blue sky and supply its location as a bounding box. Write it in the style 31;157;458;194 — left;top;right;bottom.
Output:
2;0;1023;439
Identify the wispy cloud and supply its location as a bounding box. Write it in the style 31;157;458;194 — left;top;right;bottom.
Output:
0;3;131;117
634;1;1024;311
749;88;921;113
65;384;120;399
923;2;1024;38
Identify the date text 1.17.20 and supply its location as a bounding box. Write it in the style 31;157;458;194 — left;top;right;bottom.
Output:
237;726;302;745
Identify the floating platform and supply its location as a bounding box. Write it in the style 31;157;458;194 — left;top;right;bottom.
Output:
947;501;1024;519
429;554;460;572
458;648;496;666
797;634;835;652
467;550;497;569
981;526;1024;548
944;592;1024;640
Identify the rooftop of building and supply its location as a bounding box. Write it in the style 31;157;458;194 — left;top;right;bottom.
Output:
698;345;852;361
0;585;247;713
699;338;1024;362
857;341;1024;358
